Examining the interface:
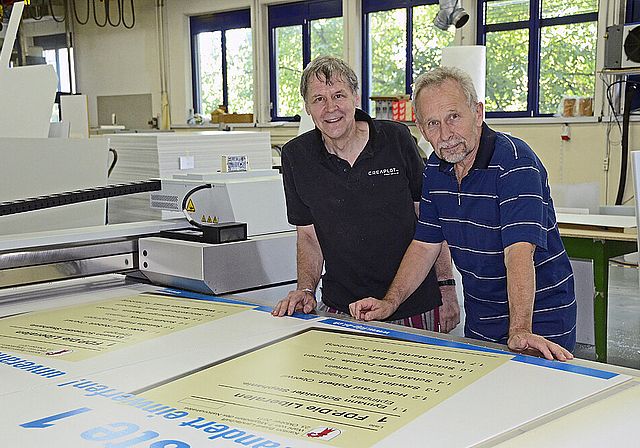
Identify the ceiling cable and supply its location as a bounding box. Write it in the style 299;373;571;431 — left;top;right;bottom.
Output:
48;0;66;23
92;0;107;27
122;0;134;29
71;0;89;25
105;0;121;27
0;0;135;28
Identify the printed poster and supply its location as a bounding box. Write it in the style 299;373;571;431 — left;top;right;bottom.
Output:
0;293;251;361
137;328;512;447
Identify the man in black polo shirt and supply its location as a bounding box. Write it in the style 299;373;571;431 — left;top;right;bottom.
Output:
271;55;459;332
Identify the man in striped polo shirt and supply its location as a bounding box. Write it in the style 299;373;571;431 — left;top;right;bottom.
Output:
350;66;576;361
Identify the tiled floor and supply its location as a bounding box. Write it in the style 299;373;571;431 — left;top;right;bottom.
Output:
574;259;640;370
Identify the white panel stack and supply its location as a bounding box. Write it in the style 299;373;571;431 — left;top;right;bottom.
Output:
106;131;272;223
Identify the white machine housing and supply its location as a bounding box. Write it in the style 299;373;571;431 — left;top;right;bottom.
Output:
149;169;293;237
142;169;297;296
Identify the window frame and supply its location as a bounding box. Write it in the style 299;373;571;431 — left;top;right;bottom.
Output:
189;9;251;115
268;0;343;121
362;0;442;115
477;0;598;117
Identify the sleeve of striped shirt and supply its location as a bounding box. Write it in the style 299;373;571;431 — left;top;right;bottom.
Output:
497;156;549;251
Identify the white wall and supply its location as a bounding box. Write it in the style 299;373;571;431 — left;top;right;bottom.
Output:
73;0;161;126
490;120;639;206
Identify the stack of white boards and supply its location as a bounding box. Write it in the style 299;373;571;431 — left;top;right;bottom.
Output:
105;131;273;223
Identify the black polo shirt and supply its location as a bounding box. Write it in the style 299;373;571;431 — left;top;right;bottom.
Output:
281;109;441;320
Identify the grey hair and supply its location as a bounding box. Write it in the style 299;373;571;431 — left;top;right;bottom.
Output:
412;66;478;123
300;55;359;102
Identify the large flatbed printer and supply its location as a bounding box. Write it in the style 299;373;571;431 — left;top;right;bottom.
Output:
1;170;640;447
0;169;297;302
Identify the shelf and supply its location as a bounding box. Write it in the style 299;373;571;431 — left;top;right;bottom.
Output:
599;68;640;75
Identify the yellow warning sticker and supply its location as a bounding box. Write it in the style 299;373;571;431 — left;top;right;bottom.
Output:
213;216;218;223
207;216;213;223
186;199;196;212
201;215;207;222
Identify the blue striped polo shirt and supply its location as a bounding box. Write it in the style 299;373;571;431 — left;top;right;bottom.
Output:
415;123;576;350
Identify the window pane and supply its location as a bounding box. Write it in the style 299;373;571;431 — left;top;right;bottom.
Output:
43;49;58;89
541;0;597;19
369;8;406;111
412;4;456;82
44;49;57;67
275;25;303;117
485;29;529;112
311;17;343;60
197;31;223;115
43;48;75;93
51;103;60;123
485;0;529;25
539;21;597;114
226;28;253;114
58;48;71;93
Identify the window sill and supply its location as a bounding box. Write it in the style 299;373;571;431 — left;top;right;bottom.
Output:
485;116;602;125
380;117;605;129
172;122;299;130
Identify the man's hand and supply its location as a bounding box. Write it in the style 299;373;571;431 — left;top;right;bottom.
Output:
507;330;574;361
503;242;573;361
271;290;317;317
438;285;460;333
349;298;397;322
349;239;442;323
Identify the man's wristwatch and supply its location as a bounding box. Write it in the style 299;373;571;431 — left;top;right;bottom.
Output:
437;279;456;287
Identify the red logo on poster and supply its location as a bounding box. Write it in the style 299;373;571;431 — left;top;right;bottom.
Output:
45;349;73;356
306;426;342;440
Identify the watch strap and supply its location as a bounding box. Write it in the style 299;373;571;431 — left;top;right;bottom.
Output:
437;279;456;287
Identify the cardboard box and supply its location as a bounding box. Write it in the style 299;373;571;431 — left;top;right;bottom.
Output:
210;113;254;124
562;98;576;117
392;99;413;121
578;97;593;116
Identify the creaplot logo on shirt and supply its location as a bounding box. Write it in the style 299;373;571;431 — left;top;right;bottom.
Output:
368;167;400;176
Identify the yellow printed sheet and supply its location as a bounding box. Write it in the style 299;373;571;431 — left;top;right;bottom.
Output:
138;328;512;447
0;293;250;361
